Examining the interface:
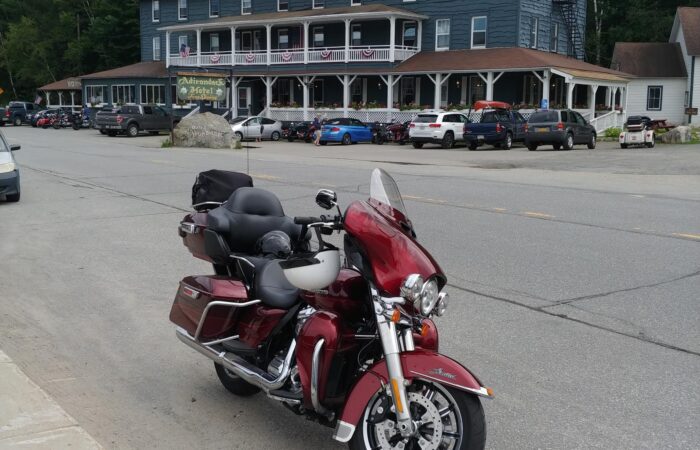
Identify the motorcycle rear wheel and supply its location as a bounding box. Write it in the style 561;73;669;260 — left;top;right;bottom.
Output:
214;362;260;397
349;380;485;450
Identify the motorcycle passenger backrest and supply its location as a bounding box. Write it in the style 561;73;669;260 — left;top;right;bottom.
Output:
207;187;303;255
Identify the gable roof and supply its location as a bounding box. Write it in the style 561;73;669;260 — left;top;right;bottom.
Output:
677;7;700;55
611;43;687;78
80;61;168;80
39;77;82;91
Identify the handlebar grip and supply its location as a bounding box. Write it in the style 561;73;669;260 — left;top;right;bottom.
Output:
294;216;323;225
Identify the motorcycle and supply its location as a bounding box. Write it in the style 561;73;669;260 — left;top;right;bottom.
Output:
171;168;491;449
370;121;391;145
284;122;317;143
386;120;412;145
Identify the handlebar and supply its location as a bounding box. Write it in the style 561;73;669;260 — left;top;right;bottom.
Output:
294;215;343;231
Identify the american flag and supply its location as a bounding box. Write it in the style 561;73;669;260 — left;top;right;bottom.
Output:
180;43;190;58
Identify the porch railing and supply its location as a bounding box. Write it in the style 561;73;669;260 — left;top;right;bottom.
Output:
589;110;625;134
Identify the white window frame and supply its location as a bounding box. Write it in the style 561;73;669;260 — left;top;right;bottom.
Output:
241;0;252;15
647;86;663;111
209;0;220;18
86;85;107;105
179;35;189;49
313;0;325;9
402;21;417;47
313;26;324;48
351;0;362;5
471;16;487;49
210;33;220;52
351;24;362;46
530;17;539;49
312;79;324;106
550;23;559;52
178;0;188;21
435;19;450;51
400;77;416;105
278;28;289;50
111;85;136;105
277;0;288;11
152;36;161;61
152;0;160;23
140;85;166;105
240;31;252;51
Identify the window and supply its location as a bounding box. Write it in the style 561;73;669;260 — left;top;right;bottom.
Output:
179;35;188;49
435;19;450;51
522;74;542;105
441;84;448;108
400;78;415;104
647;86;663;111
241;0;252;15
351;24;362;46
560;111;569;123
468;76;485;103
275;81;290;104
530;17;538;48
152;36;161;61
210;33;220;52
313;0;324;9
351;0;361;5
254;30;262;50
112;85;136;105
278;29;289;49
140;85;166;104
278;0;288;11
312;79;324;106
402;22;417;47
550;23;559;52
351;79;363;103
209;0;220;17
240;31;252;51
313;27;324;47
471;16;486;48
178;0;188;20
152;0;160;22
86;85;106;104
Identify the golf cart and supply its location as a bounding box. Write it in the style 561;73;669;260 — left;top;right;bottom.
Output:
619;116;655;148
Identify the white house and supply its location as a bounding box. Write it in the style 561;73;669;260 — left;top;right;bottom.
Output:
612;7;700;126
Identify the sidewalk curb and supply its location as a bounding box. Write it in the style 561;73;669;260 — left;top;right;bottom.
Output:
0;350;103;449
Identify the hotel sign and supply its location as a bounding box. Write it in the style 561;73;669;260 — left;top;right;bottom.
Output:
177;74;227;101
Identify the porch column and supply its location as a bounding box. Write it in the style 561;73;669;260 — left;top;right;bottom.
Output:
566;83;575;109
389;17;396;62
196;28;202;67
46;92;51;107
417;21;422;51
299;76;310;121
344;19;352;63
231;76;242;117
433;74;442;110
338;74;358;118
166;31;171;67
266;24;272;66
386;75;394;120
230;27;236;66
70;92;75;107
58;92;63;106
486;72;494;101
261;76;277;116
542;69;551;108
303;21;309;64
588;84;599;118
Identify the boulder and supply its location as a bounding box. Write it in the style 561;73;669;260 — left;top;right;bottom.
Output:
172;112;235;149
661;126;692;144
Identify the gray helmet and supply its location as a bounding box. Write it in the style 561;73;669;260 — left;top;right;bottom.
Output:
255;230;292;258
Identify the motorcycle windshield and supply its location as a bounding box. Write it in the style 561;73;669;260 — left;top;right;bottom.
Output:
369;168;409;225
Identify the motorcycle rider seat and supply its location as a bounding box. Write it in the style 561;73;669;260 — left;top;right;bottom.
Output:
253;260;299;309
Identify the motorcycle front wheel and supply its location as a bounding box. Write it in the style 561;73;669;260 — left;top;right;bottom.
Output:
349;380;485;450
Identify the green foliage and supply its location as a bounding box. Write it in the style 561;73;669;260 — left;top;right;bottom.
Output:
161;138;173;148
0;0;139;103
604;127;621;138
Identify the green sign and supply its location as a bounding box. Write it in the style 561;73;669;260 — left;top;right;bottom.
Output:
177;75;227;101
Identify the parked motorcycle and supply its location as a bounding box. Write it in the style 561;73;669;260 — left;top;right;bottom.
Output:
284;122;317;143
386;120;412;145
171;169;491;449
370;121;391;145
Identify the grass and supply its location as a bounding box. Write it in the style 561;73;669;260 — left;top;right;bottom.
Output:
161;138;173;148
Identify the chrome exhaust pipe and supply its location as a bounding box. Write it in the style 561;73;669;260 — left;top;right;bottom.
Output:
176;327;295;392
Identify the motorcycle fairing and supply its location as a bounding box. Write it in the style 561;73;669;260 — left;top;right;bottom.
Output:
332;349;490;442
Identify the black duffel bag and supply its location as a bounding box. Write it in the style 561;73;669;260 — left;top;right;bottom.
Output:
191;170;253;210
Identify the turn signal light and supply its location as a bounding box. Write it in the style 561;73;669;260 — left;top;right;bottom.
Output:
391;309;401;323
486;387;494;397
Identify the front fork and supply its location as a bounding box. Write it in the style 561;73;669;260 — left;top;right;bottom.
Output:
372;290;416;438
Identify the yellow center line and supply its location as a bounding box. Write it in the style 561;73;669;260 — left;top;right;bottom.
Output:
492;208;508;212
673;233;700;240
523;211;555;219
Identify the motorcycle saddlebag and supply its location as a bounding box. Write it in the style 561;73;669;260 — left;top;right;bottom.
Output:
169;276;249;340
191;170;253;210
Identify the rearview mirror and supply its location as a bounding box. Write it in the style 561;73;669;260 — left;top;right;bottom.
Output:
316;189;337;210
10;144;20;152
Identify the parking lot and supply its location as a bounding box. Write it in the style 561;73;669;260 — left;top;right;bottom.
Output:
1;126;699;449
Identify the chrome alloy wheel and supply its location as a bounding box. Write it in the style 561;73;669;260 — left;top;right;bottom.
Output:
363;381;463;450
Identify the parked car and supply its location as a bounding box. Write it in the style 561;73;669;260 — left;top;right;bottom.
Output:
619;116;655;148
463;106;527;150
230;116;283;141
0;129;21;202
409;112;469;149
1;101;43;126
95;105;178;137
524;109;597;151
319;117;374;145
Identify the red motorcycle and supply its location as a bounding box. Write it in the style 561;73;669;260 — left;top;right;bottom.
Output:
171;169;491;449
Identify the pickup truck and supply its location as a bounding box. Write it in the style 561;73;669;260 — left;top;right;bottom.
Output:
463;108;527;150
95;105;178;137
1;101;43;127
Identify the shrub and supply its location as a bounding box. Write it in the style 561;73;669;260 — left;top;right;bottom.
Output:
161;138;173;148
604;127;621;138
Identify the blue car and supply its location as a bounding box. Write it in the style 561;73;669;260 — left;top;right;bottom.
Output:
320;118;373;145
0;129;21;202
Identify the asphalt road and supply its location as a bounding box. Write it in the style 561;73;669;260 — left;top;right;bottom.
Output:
1;127;699;449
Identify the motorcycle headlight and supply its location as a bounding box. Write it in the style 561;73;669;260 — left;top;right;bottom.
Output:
435;292;449;317
418;278;440;316
400;274;423;303
0;162;16;174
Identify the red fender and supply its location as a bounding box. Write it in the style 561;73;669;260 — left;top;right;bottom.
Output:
332;349;492;443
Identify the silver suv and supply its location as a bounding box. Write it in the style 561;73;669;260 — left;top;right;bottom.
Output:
409;112;469;149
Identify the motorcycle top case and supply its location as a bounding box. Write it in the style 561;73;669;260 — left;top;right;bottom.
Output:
170;275;249;340
191;170;253;210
